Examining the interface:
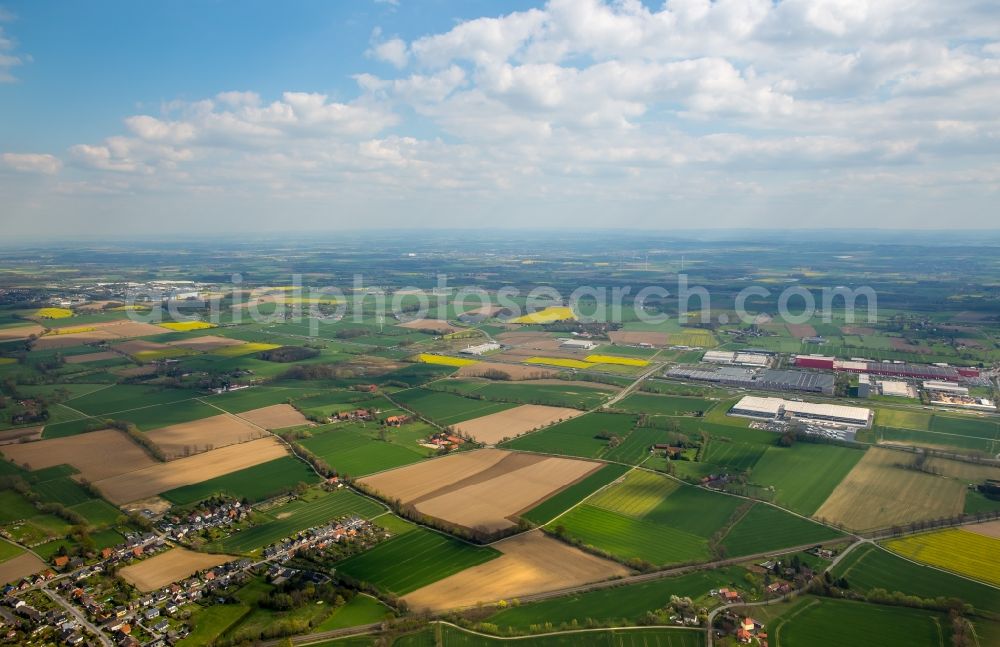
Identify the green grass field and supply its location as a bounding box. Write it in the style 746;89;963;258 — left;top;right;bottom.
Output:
640;482;744;539
549;469;834;566
334;527;501;596
549;504;709;566
601;427;669;465
429;380;612;410
520;462;632;525
214;489;384;553
299;423;432;478
65;384;202;416
178;603;251;647
587;470;681;518
772;597;947;647
314;594;393;631
31;477;94;506
750;444;867;515
70;499;122;526
487;566;745;631
161;456;320;505
503;413;637;459
614;393;716;417
869;408;1000;454
719;504;843;556
0;489;39;523
208;385;325;413
392;389;517;426
700;437;767;471
832;543;1000;613
116;399;220;431
395;625;705;646
0;540;23;563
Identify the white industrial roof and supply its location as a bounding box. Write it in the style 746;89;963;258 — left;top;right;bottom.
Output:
783;400;871;423
731;395;871;424
878;380;910;397
731;396;784;415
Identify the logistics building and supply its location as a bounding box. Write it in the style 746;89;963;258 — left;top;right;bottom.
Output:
730;395;872;427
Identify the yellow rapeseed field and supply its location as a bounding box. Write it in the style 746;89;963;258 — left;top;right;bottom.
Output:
585;354;649;367
510;306;575;324
210;342;281;357
0;357;16;365
158;321;217;331
43;326;97;336
35;307;74;319
884;528;1000;586
414;353;478;367
525;357;595;369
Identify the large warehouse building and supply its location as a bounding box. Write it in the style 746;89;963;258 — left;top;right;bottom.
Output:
793;355;979;380
666;366;835;395
702;350;771;367
730;396;872;427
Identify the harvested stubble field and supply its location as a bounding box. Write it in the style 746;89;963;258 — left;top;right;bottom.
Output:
0;552;46;585
32;320;165;350
0;426;43;445
63;351;119;364
165;335;246;351
360;449;601;532
0;324;45;340
396;318;460;333
235;403;311;430
496;331;560;347
966;519;1000;539
1;428;156;481
608;330;670;347
119;548;235;592
145;414;268;459
360;449;508;503
453;405;584;444
403;531;630;612
455;362;557;380
813;447;966;531
92;436;288;504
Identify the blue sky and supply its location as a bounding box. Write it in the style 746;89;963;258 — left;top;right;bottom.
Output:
1;1;999;236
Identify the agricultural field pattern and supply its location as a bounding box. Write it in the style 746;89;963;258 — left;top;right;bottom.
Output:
0;234;998;647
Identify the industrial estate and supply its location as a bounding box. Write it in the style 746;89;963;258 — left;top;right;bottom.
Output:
0;235;998;647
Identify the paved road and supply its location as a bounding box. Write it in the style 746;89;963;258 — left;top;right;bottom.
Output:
42;587;113;647
704;538;867;647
